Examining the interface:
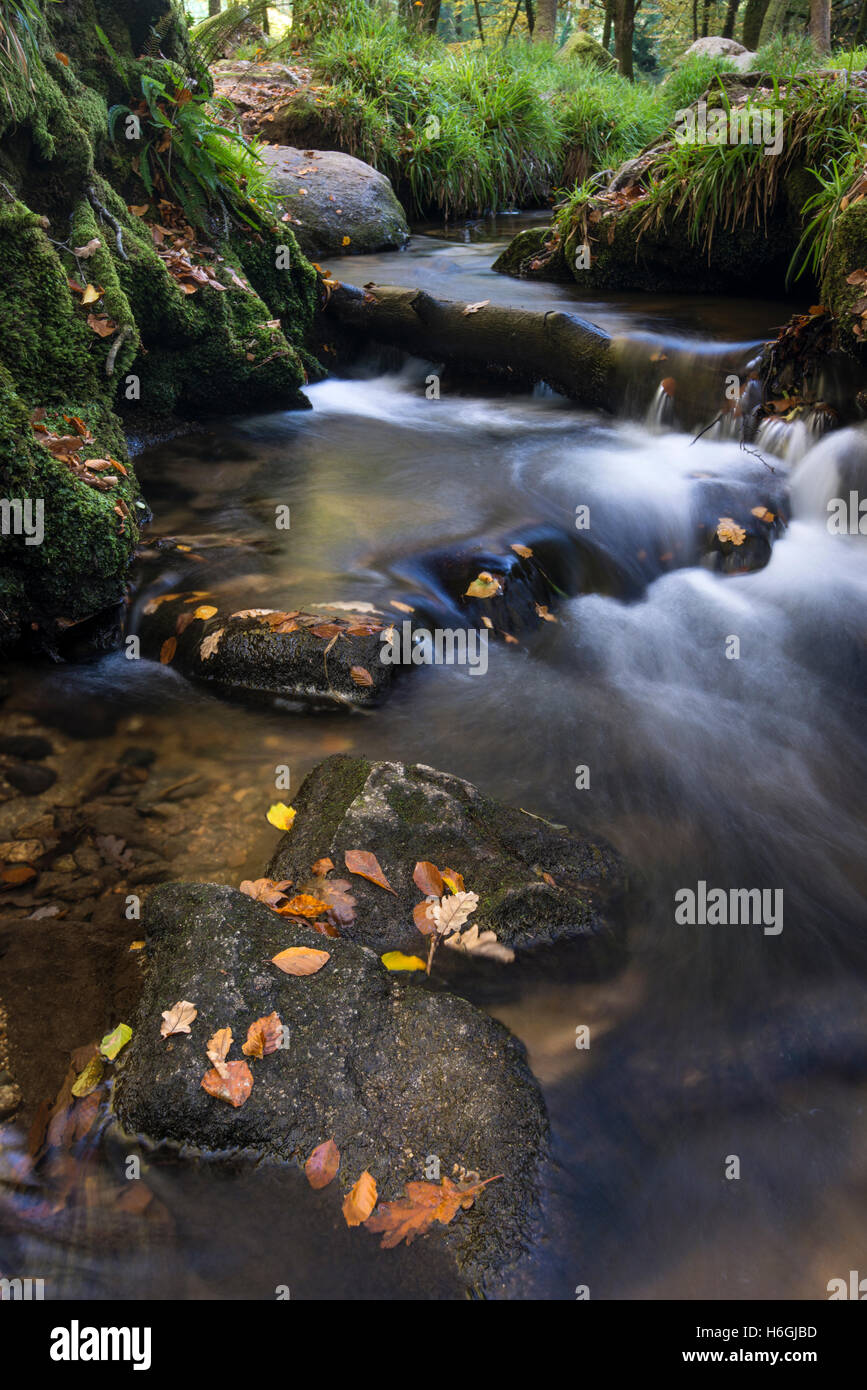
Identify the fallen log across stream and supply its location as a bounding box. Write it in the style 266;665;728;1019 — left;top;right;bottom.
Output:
322;282;615;410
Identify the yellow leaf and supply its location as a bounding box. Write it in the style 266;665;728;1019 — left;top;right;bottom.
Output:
381;951;427;971
193;604;218;620
71;1055;104;1097
81;283;101;305
342;236;351;246
267;802;296;831
716;517;746;546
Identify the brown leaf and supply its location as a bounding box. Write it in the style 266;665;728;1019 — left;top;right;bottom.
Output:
206;1026;233;1078
87;314;119;338
201;1060;253;1107
279;893;331;918
462;300;490;315
272;946;330;976
242;1012;282;1058
160;1000;197;1037
364;1174;501;1248
305;1138;340;1190
510;543;533;558
240;877;293;909
350;666;374;687
344;850;396;894
413;861;444;898
311;857;334;876
343;1170;377;1226
159;637;177;665
413;900;436;935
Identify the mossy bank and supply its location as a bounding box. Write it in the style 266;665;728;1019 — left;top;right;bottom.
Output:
0;0;320;652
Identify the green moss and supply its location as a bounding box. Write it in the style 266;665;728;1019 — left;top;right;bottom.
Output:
822;200;867;354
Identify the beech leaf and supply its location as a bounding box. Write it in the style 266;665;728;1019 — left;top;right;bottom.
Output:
272;946;330;976
160;1000;197;1037
305;1138;340;1190
344;850;396;894
343;1170;377;1227
201;1060;253;1107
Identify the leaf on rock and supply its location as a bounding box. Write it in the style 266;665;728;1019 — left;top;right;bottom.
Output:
240;877;293;909
206;1026;233;1078
199;628;224;661
431;891;479;936
201;1060;253;1108
99;1023;132;1060
716;517;746;546
73;238;101;258
343;1170;377;1227
193;604;218;620
462;299;489;315
381;951;427;971
413;861;444;898
751;506;775;524
242;1012;283;1058
350;666;374;688
305;1138;340;1190
87;313;119;338
441;868;465;894
160;1001;197;1038
311;857;334;876
364;1174;502;1248
267;802;297;831
510;543;533;558
272;946;330;976
279;893;331;918
465;570;501;599
159;637;177;665
413;900;437;934
344;850;396;894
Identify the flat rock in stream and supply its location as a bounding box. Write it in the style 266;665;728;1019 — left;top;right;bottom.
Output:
267;755;627;959
112;882;547;1291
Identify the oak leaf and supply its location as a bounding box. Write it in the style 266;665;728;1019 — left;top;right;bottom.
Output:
364;1174;501;1248
279;893;331;918
430;891;479;936
160;1000;197;1037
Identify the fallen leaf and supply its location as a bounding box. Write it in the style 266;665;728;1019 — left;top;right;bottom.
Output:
716;517;746;546
199;628;224;661
535;604;557;622
343;1170;377;1226
441;868;465;894
73;238;101;258
389;599;415;613
87;313;118;337
465;571;501;599
80;283;102;305
71;1055;104;1098
444;922;515;963
350;666;374;688
240;877;293;909
364;1174;501;1248
462;299;489;315
267;802;297;831
431;891;479;936
160;1001;197;1038
413;861;444;898
751;506;775;524
381;951;427;971
206;1026;233;1078
242;1012;283;1058
280;893;331;918
311;857;334;876
201;1060;253;1107
272;946;330;975
413;900;436;934
160;637;177;664
193;604;218;620
510;543;533;558
344;850;396;894
99;1023;132;1060
305;1138;340;1189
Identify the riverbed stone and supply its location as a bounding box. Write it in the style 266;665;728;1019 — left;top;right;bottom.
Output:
260;146;410;257
266;755;627;959
112;881;548;1291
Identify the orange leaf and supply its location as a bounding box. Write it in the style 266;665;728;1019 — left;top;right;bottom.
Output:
279;893;331;918
201;1060;253;1107
305;1138;340;1190
271;946;330;976
350;666;374;688
311;857;334;876
159;637;177;664
343;1170;377;1226
413;900;436;934
364;1174;501;1248
413;861;444;898
344;850;396;894
241;1012;283;1058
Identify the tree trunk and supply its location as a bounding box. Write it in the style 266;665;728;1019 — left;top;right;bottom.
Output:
722;0;742;38
856;0;867;43
325;283;614;410
473;0;485;41
603;0;613;49
420;0;442;33
614;0;636;79
809;0;831;51
741;0;770;46
701;0;710;36
692;0;699;39
208;0;221;15
533;0;558;42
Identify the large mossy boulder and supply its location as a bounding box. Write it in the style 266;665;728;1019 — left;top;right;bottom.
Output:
559;32;617;73
0;0;320;650
113;881;548;1292
267;755;627;960
260;146;410;257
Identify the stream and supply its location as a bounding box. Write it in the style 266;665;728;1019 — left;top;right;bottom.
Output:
2;216;867;1299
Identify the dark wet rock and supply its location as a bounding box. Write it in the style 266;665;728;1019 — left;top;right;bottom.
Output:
132;594;401;710
267;755;627;960
692;474;788;575
113;882;548;1291
260;146;410;257
0;735;53;761
3;762;57;796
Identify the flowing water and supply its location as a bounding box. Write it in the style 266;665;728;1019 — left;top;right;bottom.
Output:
2;217;866;1299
